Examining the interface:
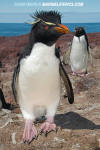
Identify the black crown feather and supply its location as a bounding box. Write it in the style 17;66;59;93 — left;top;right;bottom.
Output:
32;11;61;24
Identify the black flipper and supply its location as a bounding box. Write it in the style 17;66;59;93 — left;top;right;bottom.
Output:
55;47;74;104
12;64;20;103
12;43;33;103
84;33;89;54
59;62;74;104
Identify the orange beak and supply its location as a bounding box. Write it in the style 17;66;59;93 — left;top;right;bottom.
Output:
55;24;70;34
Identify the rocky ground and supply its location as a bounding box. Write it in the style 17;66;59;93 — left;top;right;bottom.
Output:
0;33;100;150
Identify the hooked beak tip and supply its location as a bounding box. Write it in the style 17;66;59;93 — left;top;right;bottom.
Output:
55;24;70;34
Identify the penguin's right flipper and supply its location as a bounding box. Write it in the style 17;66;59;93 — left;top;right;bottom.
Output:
12;45;33;103
60;62;74;104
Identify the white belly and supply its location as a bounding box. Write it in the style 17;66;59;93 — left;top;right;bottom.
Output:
70;35;88;73
18;43;60;119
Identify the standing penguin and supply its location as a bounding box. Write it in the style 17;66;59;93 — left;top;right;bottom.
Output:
12;11;74;143
70;27;89;76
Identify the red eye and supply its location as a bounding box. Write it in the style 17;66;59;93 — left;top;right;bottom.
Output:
45;26;49;30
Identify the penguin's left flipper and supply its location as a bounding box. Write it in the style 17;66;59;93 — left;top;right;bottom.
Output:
60;62;74;104
55;47;74;104
12;63;20;103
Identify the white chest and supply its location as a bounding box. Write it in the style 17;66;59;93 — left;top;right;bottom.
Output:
70;35;88;72
71;35;87;57
19;42;60;90
18;42;60;114
20;43;59;74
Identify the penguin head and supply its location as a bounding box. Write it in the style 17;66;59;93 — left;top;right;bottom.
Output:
75;27;86;37
29;11;70;45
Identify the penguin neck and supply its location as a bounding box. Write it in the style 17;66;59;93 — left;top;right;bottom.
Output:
34;37;57;47
29;31;58;48
27;31;59;60
75;35;85;39
31;42;56;55
29;42;56;63
74;35;85;42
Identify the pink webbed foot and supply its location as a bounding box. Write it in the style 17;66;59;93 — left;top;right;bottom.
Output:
70;72;82;76
71;72;76;76
77;73;86;77
71;72;87;77
40;117;57;136
23;120;38;144
85;72;94;77
77;72;94;77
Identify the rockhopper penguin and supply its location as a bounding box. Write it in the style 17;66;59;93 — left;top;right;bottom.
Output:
12;11;74;143
70;27;89;76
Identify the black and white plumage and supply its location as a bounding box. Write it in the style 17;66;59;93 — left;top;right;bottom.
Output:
12;11;74;143
70;27;89;75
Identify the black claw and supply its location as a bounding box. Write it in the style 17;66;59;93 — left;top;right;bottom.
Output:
23;140;29;144
45;129;57;136
34;135;38;140
23;136;38;144
40;129;43;135
26;141;30;145
45;132;48;137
